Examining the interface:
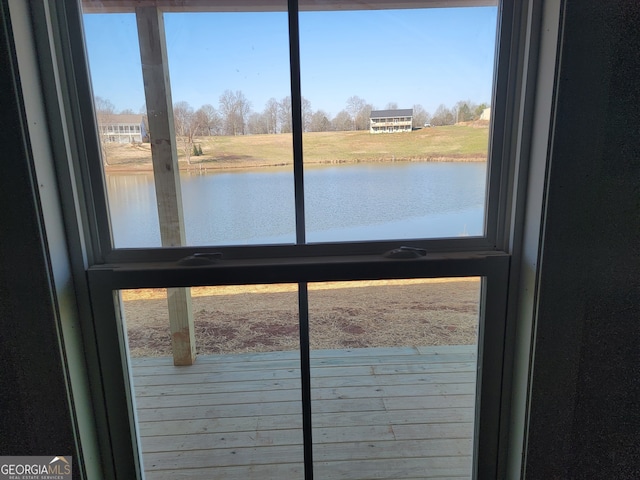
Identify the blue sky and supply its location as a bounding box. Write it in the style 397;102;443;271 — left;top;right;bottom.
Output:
82;7;497;117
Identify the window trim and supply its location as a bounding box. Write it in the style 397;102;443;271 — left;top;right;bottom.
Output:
24;0;551;478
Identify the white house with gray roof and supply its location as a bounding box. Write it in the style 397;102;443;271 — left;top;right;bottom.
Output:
98;113;148;143
369;108;413;133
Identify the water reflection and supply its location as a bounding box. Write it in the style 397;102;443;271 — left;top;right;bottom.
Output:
106;173;161;247
106;162;486;248
305;163;484;239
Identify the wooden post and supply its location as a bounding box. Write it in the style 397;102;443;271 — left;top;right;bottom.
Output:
136;7;196;366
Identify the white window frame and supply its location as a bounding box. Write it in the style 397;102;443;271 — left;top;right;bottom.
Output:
13;0;561;478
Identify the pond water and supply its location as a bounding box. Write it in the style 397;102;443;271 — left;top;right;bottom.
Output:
105;161;486;248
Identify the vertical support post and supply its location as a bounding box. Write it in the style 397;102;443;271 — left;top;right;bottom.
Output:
136;6;195;366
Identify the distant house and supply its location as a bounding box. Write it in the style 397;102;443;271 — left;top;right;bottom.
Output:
98;113;148;143
480;107;491;121
370;109;413;133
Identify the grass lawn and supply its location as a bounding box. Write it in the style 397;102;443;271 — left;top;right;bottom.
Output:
103;124;489;171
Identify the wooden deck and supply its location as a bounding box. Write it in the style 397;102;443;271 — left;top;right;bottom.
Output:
131;345;477;479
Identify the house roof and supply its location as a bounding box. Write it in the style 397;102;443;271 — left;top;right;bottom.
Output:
370;109;413;118
99;113;145;125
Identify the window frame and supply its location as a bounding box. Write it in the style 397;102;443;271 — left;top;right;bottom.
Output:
25;0;544;478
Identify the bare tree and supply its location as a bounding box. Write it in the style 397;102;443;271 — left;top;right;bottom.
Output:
301;97;313;132
95;96;115;115
235;92;251;135
454;100;477;123
332;110;353;131
247;112;270;134
193;108;210;137
218;90;235;135
278;96;292;133
275;96;313;133
263;98;279;134
412;104;430;128
385;102;399;110
430;104;455;126
219;90;251;135
346;95;366;131
309;110;332;132
355;103;373;131
173;101;204;165
94;96;116;166
198;104;222;135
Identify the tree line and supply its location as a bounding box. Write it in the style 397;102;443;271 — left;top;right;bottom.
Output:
95;93;489;164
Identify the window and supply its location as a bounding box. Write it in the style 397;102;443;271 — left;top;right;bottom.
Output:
30;0;538;478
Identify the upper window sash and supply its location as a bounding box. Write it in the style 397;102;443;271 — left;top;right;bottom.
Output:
66;0;517;263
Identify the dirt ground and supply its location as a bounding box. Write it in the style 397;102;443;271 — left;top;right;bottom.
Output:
121;278;481;357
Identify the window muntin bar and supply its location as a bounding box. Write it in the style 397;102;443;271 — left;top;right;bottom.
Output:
288;0;307;245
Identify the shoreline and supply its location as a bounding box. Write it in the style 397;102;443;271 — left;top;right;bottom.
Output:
104;154;487;174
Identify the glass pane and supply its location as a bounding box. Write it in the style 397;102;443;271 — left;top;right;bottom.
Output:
308;278;481;478
81;13;158;247
120;285;304;478
164;11;295;246
300;7;498;241
82;7;295;248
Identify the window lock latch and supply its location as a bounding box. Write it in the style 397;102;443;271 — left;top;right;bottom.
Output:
177;252;223;266
383;246;427;259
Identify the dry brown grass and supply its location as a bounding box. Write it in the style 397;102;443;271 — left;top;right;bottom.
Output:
103;126;489;172
122;278;481;357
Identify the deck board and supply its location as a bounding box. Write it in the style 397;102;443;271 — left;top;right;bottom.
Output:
132;345;476;479
134;373;475;399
